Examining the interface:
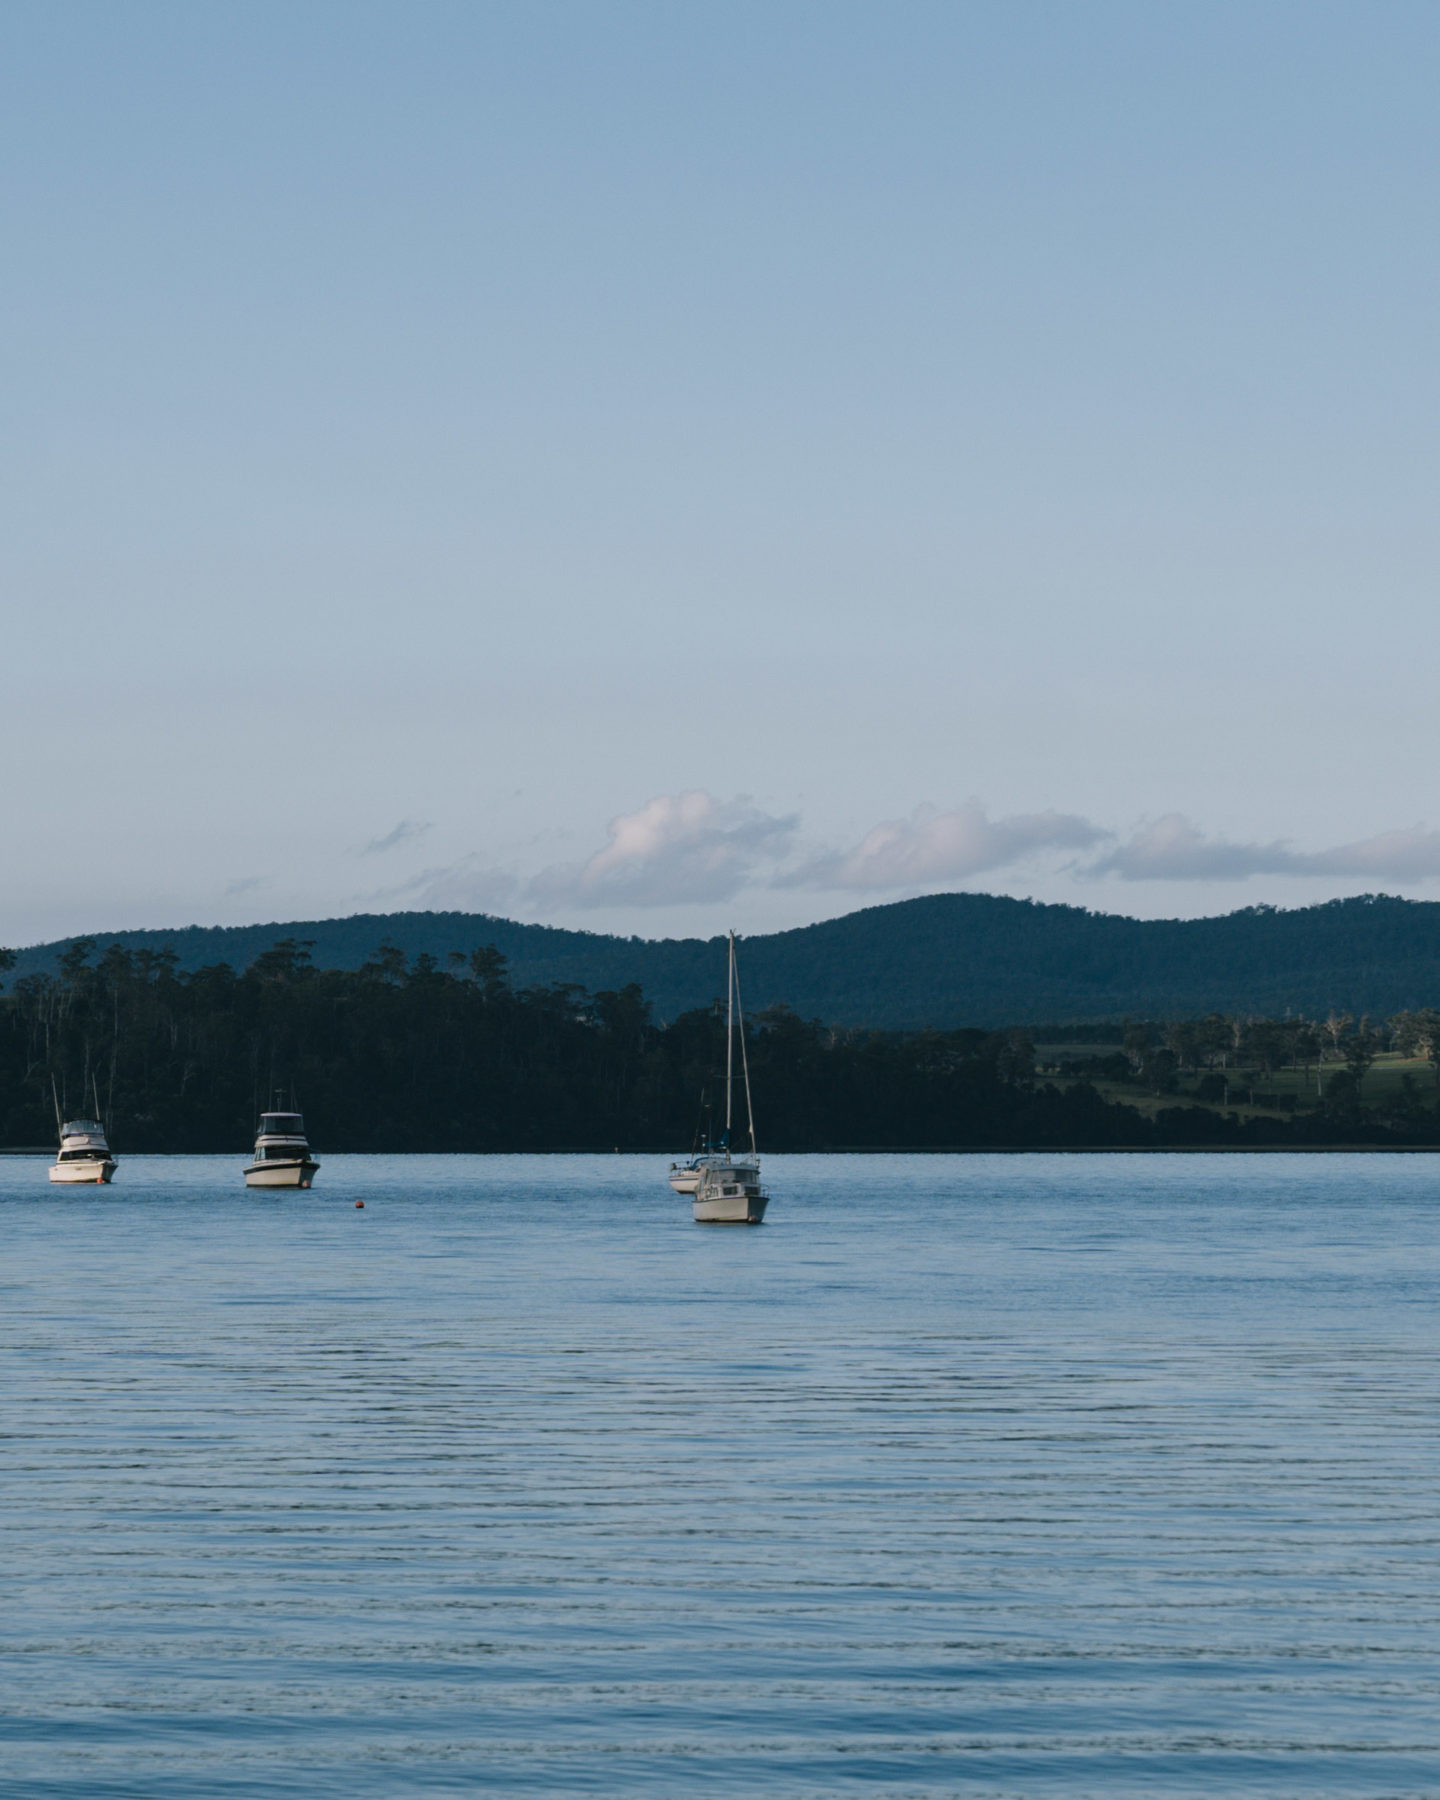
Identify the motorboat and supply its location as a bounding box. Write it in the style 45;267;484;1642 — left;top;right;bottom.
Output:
49;1117;116;1185
673;932;769;1225
243;1104;319;1189
692;1153;767;1225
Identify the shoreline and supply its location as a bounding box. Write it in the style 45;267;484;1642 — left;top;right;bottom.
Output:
4;1144;1439;1157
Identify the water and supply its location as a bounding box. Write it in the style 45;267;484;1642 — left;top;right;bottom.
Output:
3;1152;1440;1798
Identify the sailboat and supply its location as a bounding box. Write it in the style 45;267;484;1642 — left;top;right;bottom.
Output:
667;1082;727;1195
675;932;769;1225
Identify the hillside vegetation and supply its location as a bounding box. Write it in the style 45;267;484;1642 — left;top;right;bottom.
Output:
11;892;1440;1026
2;933;1440;1152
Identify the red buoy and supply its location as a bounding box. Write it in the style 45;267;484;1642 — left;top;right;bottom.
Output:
355;1200;364;1209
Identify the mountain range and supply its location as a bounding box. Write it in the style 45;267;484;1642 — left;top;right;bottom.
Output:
10;892;1440;1027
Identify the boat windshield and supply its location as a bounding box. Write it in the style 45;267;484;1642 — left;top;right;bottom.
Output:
59;1119;104;1137
259;1114;304;1134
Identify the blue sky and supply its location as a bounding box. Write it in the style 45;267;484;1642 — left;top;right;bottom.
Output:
5;1;1440;944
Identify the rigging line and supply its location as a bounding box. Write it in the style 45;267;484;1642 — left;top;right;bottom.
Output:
732;935;757;1156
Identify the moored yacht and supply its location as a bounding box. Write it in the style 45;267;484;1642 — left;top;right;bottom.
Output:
667;1150;725;1195
49;1117;117;1185
692;1152;767;1225
243;1104;319;1189
673;932;769;1225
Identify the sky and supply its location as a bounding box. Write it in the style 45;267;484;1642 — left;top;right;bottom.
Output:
5;0;1440;946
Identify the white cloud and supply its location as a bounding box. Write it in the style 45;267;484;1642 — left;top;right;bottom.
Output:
362;818;433;855
782;801;1105;890
528;791;799;908
1303;826;1440;879
1091;814;1440;882
1091;814;1291;881
351;799;1440;926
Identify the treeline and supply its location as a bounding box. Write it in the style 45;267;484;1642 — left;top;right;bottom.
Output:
21;891;1440;1030
2;936;1440;1151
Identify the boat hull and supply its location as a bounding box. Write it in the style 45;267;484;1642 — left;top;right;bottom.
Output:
693;1190;768;1225
668;1171;702;1194
243;1160;319;1189
48;1159;116;1185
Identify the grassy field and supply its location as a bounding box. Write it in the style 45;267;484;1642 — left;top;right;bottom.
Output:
1038;1050;1440;1121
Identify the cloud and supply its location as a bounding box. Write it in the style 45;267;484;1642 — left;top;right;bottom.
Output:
359;798;1440;923
1303;827;1440;879
1093;814;1440;882
782;802;1105;890
362;818;433;855
224;875;270;897
529;791;799;908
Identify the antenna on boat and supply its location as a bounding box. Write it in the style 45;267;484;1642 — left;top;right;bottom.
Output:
692;1082;712;1154
50;1075;62;1132
92;1073;103;1128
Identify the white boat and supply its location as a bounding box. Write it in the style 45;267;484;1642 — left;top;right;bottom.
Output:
693;1154;767;1225
243;1104;319;1189
667;1150;725;1195
677;932;769;1225
49;1117;116;1185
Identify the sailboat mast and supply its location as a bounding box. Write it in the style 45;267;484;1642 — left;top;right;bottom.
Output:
725;931;735;1142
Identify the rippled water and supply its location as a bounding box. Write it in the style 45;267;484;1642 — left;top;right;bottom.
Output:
3;1152;1440;1797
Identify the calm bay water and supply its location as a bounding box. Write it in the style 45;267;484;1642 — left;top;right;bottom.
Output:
3;1151;1439;1798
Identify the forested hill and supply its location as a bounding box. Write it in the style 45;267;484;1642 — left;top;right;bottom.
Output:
12;892;1440;1026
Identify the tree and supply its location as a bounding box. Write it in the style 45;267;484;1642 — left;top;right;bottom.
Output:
361;939;407;983
1324;1067;1363;1114
1242;1019;1290;1082
1140;1047;1180;1094
467;944;509;997
250;939;316;983
1122;1020;1150;1070
1288;1022;1322;1097
993;1029;1036;1087
1390;1010;1423;1058
1163;1021;1205;1070
1404;1007;1440;1087
1342;1029;1377;1099
1195;1013;1234;1070
58;938;96;983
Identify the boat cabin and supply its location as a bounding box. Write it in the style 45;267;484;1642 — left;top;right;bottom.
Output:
57;1118;110;1160
260;1111;304;1134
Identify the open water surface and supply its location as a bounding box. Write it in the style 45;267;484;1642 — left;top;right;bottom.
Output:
2;1151;1440;1798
